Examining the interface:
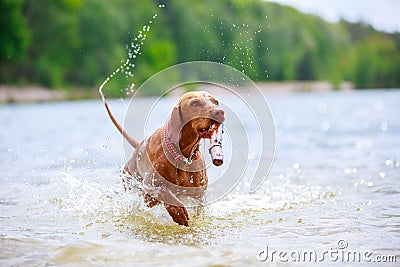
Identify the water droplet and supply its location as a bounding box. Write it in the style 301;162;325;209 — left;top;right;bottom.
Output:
380;122;388;132
379;172;385;178
384;158;398;167
321;122;330;131
293;163;300;169
317;102;328;114
344;167;357;174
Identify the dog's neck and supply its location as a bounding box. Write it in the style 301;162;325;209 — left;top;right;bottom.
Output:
164;119;200;163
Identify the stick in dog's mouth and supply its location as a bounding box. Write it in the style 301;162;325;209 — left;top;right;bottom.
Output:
209;123;224;166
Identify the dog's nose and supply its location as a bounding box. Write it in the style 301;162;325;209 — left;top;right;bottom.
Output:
214;108;224;116
211;108;225;122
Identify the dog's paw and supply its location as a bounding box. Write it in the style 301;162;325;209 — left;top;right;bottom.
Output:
165;204;190;226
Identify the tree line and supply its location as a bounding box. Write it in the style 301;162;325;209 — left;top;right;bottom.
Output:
1;0;399;96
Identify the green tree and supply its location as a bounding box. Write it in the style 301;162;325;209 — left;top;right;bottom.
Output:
21;0;82;87
0;0;30;82
1;0;399;94
352;34;400;88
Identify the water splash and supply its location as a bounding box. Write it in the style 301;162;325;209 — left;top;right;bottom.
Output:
98;6;164;102
227;19;265;76
43;171;335;245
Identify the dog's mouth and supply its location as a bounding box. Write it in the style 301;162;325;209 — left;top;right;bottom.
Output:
198;120;219;139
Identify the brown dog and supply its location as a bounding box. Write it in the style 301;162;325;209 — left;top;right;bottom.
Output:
104;91;225;226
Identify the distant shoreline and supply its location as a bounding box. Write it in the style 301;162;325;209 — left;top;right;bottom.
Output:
0;81;357;104
0;86;67;103
256;81;354;94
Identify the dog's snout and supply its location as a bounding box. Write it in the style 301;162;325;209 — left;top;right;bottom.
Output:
211;108;225;122
211;108;224;116
215;108;224;116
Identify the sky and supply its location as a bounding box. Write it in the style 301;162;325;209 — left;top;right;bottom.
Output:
268;0;400;33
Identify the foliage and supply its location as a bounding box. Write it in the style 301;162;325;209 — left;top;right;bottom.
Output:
0;0;30;81
0;0;399;95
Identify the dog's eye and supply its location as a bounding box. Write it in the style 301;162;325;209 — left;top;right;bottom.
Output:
214;100;219;105
191;100;200;106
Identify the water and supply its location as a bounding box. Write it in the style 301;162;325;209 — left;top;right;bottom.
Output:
99;6;163;100
1;89;399;266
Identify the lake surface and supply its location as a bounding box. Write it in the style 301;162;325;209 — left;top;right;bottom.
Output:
1;89;399;266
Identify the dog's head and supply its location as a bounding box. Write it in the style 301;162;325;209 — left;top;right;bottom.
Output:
169;91;225;142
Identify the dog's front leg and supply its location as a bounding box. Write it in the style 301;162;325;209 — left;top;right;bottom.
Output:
144;185;190;226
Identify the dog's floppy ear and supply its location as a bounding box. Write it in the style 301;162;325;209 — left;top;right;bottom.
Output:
169;105;182;144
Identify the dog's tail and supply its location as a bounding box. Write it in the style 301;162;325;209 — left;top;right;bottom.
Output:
102;98;139;149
